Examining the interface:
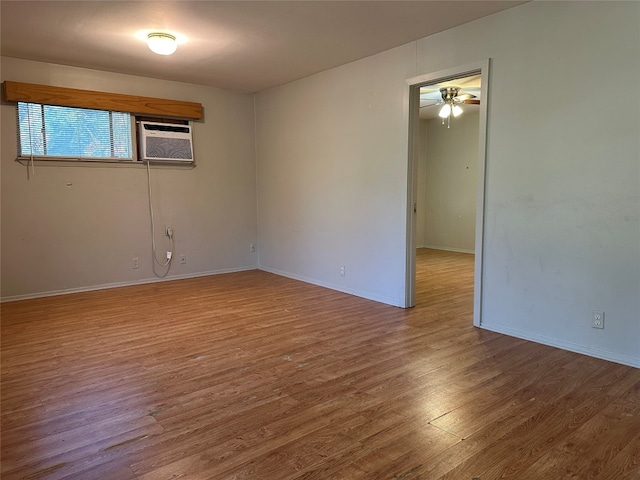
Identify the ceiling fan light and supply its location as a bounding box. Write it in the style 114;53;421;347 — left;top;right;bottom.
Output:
452;105;463;117
147;33;177;55
438;104;451;118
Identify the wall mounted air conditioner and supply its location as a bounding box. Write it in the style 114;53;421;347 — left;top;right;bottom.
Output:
138;121;194;164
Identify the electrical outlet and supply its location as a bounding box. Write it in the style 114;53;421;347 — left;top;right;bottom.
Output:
592;310;604;329
340;265;346;276
250;243;256;253
179;254;187;264
132;257;139;269
166;251;172;261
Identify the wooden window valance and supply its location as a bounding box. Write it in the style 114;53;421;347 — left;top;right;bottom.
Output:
2;81;203;120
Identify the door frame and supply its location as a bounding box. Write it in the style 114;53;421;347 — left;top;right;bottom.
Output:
405;59;490;327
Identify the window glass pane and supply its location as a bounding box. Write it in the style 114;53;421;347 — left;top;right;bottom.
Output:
17;102;132;160
18;103;45;156
112;112;132;158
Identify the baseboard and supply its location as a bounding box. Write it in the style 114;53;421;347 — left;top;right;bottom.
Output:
258;265;404;308
480;321;640;369
422;245;475;254
1;266;257;303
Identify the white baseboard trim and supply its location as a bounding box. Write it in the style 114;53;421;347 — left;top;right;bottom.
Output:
1;266;257;303
258;265;404;308
480;321;640;369
422;245;475;254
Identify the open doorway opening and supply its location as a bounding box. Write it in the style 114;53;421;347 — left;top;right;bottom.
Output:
417;74;480;254
405;61;489;327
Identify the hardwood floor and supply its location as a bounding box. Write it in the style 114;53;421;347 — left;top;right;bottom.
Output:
1;248;639;479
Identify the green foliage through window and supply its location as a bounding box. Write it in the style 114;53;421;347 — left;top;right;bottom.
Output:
18;102;132;160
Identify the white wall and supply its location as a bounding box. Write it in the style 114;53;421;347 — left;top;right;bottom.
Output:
255;44;416;306
415;120;428;247
1;57;257;299
417;112;478;252
255;1;640;366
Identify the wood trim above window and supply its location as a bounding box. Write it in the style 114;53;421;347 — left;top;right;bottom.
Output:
2;81;203;120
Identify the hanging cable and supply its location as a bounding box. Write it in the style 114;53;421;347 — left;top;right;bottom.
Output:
146;160;174;274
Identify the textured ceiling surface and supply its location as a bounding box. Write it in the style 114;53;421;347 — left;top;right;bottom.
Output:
1;1;522;93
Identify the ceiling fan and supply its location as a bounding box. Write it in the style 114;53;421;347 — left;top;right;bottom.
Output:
420;85;480;127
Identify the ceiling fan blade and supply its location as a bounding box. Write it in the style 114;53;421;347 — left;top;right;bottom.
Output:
420;101;440;109
463;99;480;105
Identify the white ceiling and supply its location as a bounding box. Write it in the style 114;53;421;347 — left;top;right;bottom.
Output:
0;1;523;93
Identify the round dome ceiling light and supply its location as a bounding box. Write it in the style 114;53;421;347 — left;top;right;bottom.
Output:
147;32;177;55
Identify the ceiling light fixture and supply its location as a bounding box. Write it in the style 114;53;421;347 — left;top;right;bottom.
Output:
438;87;463;128
147;32;177;55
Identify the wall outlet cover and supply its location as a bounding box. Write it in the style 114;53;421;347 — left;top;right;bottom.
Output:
592;310;605;329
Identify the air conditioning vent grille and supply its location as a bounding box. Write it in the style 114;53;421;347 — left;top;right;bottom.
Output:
145;137;193;160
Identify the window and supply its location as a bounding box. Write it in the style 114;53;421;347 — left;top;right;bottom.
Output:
17;102;133;161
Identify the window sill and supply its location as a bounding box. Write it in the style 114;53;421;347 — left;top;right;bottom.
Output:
16;157;196;169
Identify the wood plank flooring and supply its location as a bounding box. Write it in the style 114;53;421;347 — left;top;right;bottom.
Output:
2;248;639;479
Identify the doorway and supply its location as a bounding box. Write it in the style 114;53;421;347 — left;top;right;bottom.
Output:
405;60;490;327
